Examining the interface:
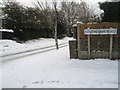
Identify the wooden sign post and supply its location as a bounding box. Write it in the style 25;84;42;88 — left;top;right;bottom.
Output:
88;35;90;59
84;28;117;59
77;24;81;58
110;35;113;59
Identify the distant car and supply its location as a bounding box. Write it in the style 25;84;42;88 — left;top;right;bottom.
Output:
0;29;14;40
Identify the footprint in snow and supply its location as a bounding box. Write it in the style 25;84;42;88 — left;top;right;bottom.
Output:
4;45;8;47
22;85;27;88
48;81;59;83
33;81;39;84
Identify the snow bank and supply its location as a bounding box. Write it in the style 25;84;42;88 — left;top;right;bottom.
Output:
0;61;2;90
0;29;14;33
0;37;72;57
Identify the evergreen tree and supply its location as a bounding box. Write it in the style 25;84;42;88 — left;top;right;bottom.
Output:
99;2;120;22
2;2;55;41
2;2;25;40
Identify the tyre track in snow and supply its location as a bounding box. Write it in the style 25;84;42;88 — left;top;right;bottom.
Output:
1;43;68;62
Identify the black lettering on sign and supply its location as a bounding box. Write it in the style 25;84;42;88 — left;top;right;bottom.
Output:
84;29;117;35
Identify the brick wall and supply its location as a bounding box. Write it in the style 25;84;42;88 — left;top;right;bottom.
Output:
69;40;78;59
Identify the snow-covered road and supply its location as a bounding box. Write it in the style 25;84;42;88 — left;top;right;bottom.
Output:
0;37;72;57
2;46;118;88
2;43;68;62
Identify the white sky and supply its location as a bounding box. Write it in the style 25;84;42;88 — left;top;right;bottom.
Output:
1;0;120;5
15;0;108;7
0;0;108;16
16;0;107;2
1;0;119;15
0;0;116;7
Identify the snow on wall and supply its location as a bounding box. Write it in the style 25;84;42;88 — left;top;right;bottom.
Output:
0;29;14;33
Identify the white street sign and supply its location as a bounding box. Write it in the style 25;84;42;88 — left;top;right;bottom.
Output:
84;28;117;35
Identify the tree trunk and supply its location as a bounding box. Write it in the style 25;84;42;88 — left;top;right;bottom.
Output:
54;2;59;49
55;20;59;49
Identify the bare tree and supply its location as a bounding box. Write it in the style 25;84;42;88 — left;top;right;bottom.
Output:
61;0;100;24
52;1;59;49
78;0;91;23
33;0;100;42
60;1;80;35
33;1;59;49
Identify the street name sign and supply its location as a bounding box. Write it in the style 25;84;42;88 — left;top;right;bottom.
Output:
84;28;117;35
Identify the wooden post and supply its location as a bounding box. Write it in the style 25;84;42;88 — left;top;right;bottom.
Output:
88;35;91;59
109;35;113;59
77;24;80;58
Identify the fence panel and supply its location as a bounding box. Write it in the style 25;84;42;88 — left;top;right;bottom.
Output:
78;23;120;59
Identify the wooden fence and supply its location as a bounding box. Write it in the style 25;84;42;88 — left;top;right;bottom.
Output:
69;23;120;59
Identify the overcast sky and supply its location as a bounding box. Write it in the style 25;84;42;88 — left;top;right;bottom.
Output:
0;0;109;15
14;0;108;7
16;0;107;2
1;0;119;7
0;0;119;14
1;0;120;4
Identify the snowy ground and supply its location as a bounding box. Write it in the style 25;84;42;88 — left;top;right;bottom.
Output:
1;39;118;88
0;37;72;57
0;37;119;88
